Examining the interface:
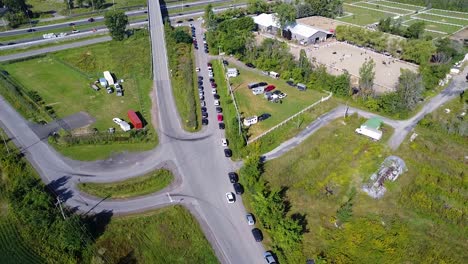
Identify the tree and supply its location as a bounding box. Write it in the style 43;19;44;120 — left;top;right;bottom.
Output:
5;11;27;28
297;49;312;81
359;59;376;99
204;4;217;30
104;10;128;41
64;0;74;10
396;69;424;111
401;39;435;65
172;28;192;44
296;3;314;18
274;2;296;29
86;0;105;10
3;0;28;12
247;0;268;14
405;21;425;39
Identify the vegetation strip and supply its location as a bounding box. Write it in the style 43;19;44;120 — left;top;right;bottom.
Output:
78;169;174;199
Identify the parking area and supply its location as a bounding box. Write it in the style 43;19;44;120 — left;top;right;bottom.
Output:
290;40;419;93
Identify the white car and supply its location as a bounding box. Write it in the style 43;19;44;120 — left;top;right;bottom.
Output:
112;118;123;125
214;100;220;106
211;88;217;94
278;93;287;99
208;72;214;77
226;192;235;203
221;138;228;147
246;213;255;225
196;67;200;72
200;101;206;107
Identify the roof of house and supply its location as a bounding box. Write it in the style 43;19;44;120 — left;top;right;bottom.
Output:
363;117;383;130
252;13;280;28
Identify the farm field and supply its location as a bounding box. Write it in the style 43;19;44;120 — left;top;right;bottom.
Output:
229;64;327;138
78;169;174;199
243;112;467;263
354;2;414;15
427;9;468;20
92;205;219;264
371;0;423;11
403;18;463;34
412;13;468;26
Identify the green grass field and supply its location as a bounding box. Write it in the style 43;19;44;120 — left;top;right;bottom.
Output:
242;111;467;262
28;0;147;15
354;2;413;15
413;13;468;26
230;66;326;138
93;205;219;263
372;0;424;11
427;9;468;19
339;4;396;25
78;169;173;198
403;18;463;33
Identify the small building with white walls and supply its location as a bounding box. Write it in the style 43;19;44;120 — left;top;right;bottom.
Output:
355;117;383;141
252;13;280;33
243;116;258;126
286;23;330;45
227;68;238;77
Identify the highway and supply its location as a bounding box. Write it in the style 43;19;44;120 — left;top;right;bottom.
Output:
0;0;237;38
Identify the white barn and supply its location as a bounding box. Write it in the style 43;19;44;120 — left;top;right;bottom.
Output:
252;13;280;33
286;23;330;45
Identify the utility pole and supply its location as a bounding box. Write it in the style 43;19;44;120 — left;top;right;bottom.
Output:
55;196;66;220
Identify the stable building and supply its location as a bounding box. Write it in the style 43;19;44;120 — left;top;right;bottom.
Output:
286;23;331;45
252;13;280;34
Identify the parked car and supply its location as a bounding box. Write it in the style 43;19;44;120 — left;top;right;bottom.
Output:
216;107;222;113
202;118;208;125
246;213;255;226
278;92;287;99
221;138;228;147
106;87;113;94
212;88;217;94
218;122;225;129
286;80;295;87
222;59;229;65
196;67;200;72
199;91;204;96
198;76;203;80
245;62;255;68
211;82;217;88
251;228;263;242
214;100;220;106
258;113;271;121
264;252;277;264
199;95;204;101
202;112;208;118
201;106;207;112
228;172;238;183
200;100;205;107
265;85;275;92
207;63;212;67
233;182;243;194
209;72;214;77
112;118;123;125
224;148;232;157
217;114;223;121
213;94;220;100
226;192;235;203
258;82;268;86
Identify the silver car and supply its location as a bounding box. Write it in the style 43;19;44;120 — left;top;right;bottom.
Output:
246;213;255;226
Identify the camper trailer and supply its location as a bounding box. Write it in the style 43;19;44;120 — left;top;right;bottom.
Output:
252;86;265;95
269;71;280;79
243;116;258;126
297;83;307;91
227;68;238;77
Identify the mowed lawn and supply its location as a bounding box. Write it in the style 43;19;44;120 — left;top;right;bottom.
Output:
2;33;153;131
230;67;326;138
339;4;396;25
93;205;218;264
249;114;467;262
403;18;463;34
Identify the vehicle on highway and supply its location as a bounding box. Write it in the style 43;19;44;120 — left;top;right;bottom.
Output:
27;28;35;32
264;252;277;264
69;23;75;26
226;192;235;203
251;228;263;242
217;114;223;121
72;29;80;33
245;62;255;68
202;118;208;125
246;213;255;226
214;100;220;106
228;172;238;183
219;122;225;129
221;138;228;147
224;148;232;157
233;182;243;194
216;107;222;113
88;18;95;22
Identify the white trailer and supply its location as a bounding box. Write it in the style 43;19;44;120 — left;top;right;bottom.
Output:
252;86;265;95
227;68;238;77
119;121;131;132
355;127;382;141
243;116;258;126
103;71;115;86
269;71;280;79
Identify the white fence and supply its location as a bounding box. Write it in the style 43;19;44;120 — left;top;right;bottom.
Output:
247;91;333;144
220;59;243;137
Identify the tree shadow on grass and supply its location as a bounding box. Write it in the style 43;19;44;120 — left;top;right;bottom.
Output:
117;250;137;264
291;213;309;235
84;209;114;239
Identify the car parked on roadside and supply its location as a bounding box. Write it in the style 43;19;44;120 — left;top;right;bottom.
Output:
213;94;220;100
226;192;235;203
221;138;228;147
246;213;255;226
252;228;263;242
224;148;232;157
233;182;243;194
258;113;271;121
286;80;295;87
228;172;238;183
202;118;208;125
217;114;223;121
264;252;277;264
218;122;225;129
216;107;222;113
265;85;275;92
245;62;255;68
212;88;217;94
214;100;220;106
202;112;208;118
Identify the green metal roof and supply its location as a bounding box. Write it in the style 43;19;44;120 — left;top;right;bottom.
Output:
363;117;383;129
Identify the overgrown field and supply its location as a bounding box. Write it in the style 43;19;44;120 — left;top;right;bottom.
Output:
92;205;219;264
79;169;173;199
242;112;467;263
165;24;200;131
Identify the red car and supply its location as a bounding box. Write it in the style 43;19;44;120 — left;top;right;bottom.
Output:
264;85;275;92
207;63;212;67
217;114;223;122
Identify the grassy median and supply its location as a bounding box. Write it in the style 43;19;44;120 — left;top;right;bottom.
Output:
78;169;173;199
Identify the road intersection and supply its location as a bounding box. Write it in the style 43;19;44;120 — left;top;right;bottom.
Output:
0;1;467;263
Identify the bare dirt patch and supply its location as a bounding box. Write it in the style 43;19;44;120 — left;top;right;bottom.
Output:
297;16;348;32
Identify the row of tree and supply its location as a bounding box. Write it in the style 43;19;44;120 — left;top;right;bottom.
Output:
378;18;427;39
240;155;305;263
63;0;106;10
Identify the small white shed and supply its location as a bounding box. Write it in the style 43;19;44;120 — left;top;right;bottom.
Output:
243;116;258;126
227;68;238;77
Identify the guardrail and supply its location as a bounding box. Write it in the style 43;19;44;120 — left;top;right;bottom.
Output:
247;91;333;144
